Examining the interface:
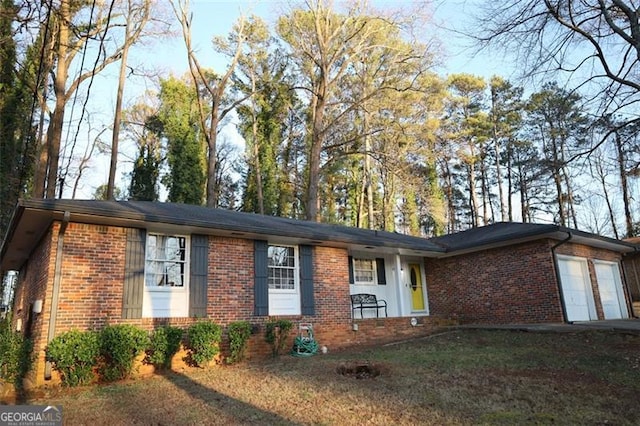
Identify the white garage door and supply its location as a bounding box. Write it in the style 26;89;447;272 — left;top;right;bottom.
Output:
557;255;597;322
594;261;628;320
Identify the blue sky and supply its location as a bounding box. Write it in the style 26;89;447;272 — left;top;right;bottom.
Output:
128;0;514;82
74;0;516;199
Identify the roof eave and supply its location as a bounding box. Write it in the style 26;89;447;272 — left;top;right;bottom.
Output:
1;200;445;271
434;229;637;258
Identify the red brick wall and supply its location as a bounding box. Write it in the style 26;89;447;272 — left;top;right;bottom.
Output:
21;222;444;386
16;221;632;387
425;240;564;324
327;316;455;350
55;223;127;331
12;225;55;385
208;237;254;322
425;239;627;325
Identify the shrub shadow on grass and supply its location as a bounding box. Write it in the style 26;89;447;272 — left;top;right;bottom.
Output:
163;371;298;425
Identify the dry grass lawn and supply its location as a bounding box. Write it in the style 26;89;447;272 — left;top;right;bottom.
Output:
23;329;640;425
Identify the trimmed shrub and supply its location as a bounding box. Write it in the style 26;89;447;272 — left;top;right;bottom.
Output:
186;321;222;367
264;319;293;357
100;324;150;382
226;321;252;364
0;317;33;388
45;329;99;387
146;325;183;370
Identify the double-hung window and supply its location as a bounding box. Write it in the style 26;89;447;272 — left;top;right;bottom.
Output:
353;258;376;285
268;245;297;290
267;244;301;315
143;233;189;318
145;234;187;287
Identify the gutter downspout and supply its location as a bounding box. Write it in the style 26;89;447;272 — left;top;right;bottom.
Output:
44;211;70;380
551;232;572;323
621;246;640;319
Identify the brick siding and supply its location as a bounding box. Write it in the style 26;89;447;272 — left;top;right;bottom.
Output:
14;222;440;386
12;226;54;386
15;221;627;387
425;239;625;325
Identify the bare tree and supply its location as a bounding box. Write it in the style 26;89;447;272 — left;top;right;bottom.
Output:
34;0;132;198
474;1;640;127
170;0;246;208
278;0;434;222
107;0;159;200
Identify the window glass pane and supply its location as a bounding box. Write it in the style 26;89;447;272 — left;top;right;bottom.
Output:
147;235;157;259
268;245;296;290
354;259;375;284
146;234;186;287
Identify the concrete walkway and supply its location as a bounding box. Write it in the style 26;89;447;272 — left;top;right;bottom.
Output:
455;318;640;333
572;318;640;331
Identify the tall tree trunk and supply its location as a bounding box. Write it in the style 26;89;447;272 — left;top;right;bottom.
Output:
506;140;514;222
468;161;479;227
594;154;619;239
363;119;374;229
479;153;492;225
494;133;506;221
306;73;326;222
549;135;566;226
441;159;456;232
108;29;133;200
172;0;244;208
615;132;634;237
518;163;529;222
562;166;578;228
552;168;565;226
357;167;366;228
251;75;264;214
45;0;70;198
206;104;220;207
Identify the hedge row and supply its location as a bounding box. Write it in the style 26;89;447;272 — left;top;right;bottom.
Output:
45;320;257;387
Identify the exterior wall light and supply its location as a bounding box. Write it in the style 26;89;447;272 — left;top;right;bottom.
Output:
33;299;43;314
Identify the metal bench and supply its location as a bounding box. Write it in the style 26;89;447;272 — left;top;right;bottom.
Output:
350;293;387;318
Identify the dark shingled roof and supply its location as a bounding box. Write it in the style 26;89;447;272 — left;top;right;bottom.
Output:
6;198;445;251
429;221;637;253
2;200;637;271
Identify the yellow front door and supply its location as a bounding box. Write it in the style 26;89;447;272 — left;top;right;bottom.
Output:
409;263;425;311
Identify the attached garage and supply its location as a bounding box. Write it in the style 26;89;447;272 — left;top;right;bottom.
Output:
557;255;629;322
427;222;637;325
557;255;597;322
593;260;628;320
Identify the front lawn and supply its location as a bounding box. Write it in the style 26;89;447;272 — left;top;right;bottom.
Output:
26;329;640;425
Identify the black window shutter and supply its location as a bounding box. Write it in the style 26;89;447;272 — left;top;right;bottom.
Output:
189;235;208;317
348;256;354;284
123;228;145;319
376;258;387;285
254;240;269;316
300;245;315;315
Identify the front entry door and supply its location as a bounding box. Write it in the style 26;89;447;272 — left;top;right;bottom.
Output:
409;263;425;311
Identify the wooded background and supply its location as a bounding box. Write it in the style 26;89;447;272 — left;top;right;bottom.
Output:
1;0;639;242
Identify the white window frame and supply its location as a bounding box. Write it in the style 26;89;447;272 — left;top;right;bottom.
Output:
353;258;377;286
267;243;301;315
144;233;190;293
593;259;628;319
267;244;299;294
143;233;190;318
